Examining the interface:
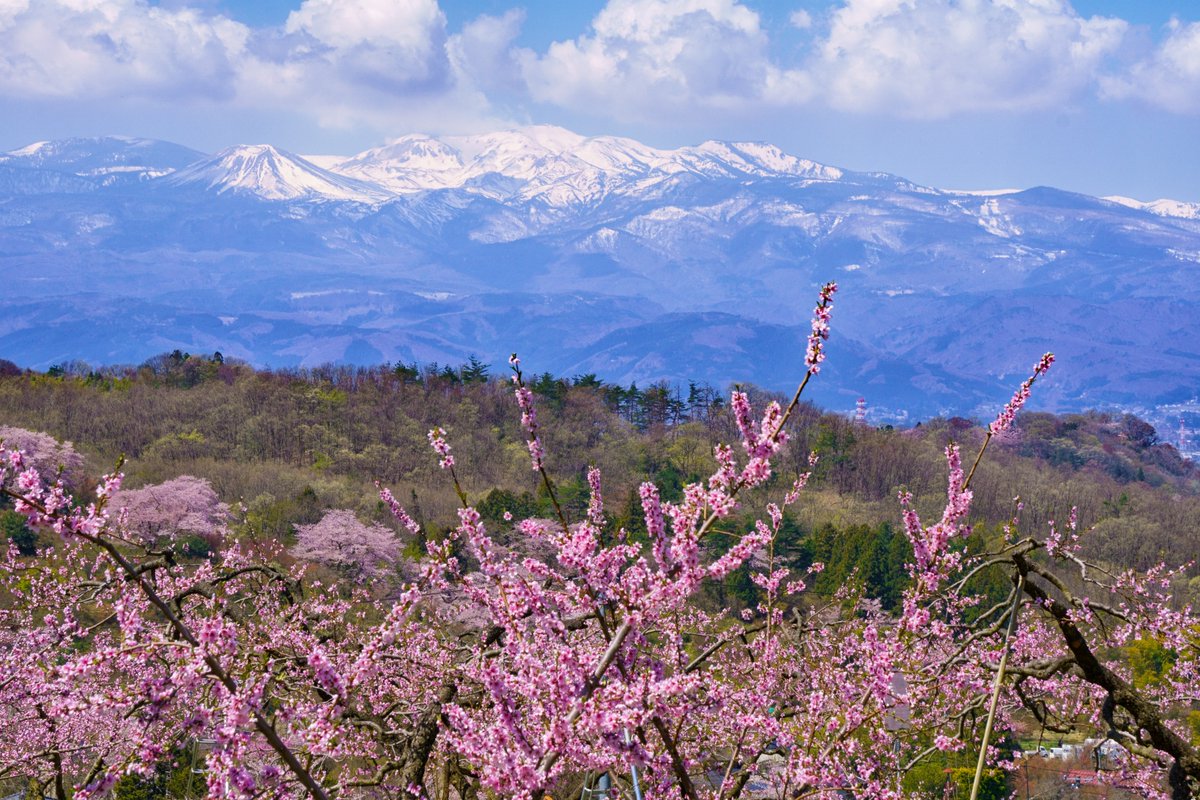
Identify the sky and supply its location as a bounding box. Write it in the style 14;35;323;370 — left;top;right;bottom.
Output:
0;0;1198;200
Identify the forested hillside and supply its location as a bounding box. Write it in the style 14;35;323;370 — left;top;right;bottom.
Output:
2;352;1196;604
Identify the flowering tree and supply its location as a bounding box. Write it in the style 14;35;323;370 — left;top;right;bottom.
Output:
0;425;84;486
290;508;402;583
110;474;231;551
0;282;1197;800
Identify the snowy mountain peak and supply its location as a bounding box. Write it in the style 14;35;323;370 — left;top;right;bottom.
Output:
440;127;593;183
673;140;842;181
168;144;388;202
342;135;463;170
727;141;843;180
329;135;465;192
448;125;589;161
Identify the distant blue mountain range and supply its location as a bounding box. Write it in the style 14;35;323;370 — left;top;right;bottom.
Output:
3;126;1199;420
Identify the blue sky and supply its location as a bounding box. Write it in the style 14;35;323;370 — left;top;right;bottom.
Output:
1;1;1197;200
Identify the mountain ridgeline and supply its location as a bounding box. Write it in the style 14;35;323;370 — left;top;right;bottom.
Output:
2;126;1199;420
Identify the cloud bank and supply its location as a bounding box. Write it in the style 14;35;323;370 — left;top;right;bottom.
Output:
514;0;814;116
0;0;1197;136
0;0;496;132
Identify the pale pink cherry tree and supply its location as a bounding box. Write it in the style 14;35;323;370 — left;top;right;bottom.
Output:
290;508;403;583
110;474;231;550
0;425;85;486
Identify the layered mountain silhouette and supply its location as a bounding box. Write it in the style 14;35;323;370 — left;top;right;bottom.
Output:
2;127;1199;419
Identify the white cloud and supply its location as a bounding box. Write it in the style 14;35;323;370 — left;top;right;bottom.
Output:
812;0;1128;117
496;0;1134;122
286;0;440;50
790;10;814;30
280;0;451;92
517;0;813;118
0;0;503;136
1102;18;1200;113
0;0;248;99
448;8;527;94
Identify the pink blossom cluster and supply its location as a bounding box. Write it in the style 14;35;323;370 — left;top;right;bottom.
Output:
586;466;604;526
1043;505;1079;557
804;281;837;374
731;391;789;461
427;426;454;469
0;426;85;486
376;482;422;535
896;444;977;636
2;443;122;539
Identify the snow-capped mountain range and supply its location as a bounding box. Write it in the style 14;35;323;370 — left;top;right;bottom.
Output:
2;126;1199;419
159;126;844;205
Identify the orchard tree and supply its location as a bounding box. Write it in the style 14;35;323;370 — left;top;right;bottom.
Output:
0;282;1198;800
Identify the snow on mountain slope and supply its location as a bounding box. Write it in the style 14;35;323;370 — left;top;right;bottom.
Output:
300;155;347;171
0;136;204;184
168;145;390;202
324;135;465;193
669;141;843;181
1103;195;1200;220
976;197;1023;238
325;126;845;207
0;165;98;195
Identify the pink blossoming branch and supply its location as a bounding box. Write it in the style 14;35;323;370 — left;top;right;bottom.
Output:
892;352;1200;800
963;352;1055;488
365;282;1009;799
358;283;861;797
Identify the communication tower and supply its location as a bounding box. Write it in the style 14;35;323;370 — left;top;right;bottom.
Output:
855;397;868;426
